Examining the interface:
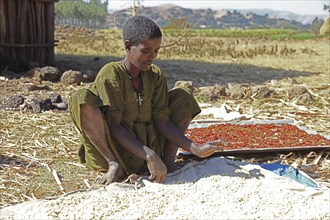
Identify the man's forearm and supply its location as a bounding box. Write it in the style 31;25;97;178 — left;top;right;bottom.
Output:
109;121;156;161
154;117;193;152
80;105;118;163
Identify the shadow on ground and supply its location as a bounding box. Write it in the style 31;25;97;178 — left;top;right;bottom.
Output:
55;54;313;89
0;154;28;167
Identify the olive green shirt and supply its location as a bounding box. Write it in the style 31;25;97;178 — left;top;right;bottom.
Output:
69;61;201;174
91;61;171;127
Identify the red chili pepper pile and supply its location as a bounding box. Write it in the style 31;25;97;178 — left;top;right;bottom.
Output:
185;123;330;149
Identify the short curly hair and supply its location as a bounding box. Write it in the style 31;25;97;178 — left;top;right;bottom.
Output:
123;16;162;46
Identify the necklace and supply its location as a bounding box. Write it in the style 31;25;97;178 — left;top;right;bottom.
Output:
122;59;143;122
122;60;139;79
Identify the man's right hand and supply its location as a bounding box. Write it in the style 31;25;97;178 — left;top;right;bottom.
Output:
190;142;222;158
146;151;167;183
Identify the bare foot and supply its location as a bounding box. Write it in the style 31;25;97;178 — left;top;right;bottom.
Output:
95;161;125;185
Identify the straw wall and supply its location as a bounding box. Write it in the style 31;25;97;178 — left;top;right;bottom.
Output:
0;0;57;66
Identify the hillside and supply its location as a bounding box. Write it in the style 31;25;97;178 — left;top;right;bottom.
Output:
107;4;321;29
235;8;328;25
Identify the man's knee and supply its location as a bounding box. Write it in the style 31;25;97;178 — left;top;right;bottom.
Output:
168;87;201;125
169;87;194;102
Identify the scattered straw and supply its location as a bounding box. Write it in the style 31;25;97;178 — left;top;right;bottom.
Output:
52;169;65;192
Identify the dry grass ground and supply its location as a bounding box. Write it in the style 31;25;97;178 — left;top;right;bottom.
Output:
0;27;329;208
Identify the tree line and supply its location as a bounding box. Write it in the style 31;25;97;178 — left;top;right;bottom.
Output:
55;0;108;28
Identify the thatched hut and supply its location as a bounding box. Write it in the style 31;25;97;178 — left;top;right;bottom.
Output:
0;0;58;69
319;17;330;35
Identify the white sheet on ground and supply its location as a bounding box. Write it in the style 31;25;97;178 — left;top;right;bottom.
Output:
1;157;329;219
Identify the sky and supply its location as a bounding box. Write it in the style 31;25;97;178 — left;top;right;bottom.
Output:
108;0;330;15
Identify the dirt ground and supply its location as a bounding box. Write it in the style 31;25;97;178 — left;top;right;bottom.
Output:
0;32;329;208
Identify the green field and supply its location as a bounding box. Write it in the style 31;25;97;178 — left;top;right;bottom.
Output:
101;28;321;40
